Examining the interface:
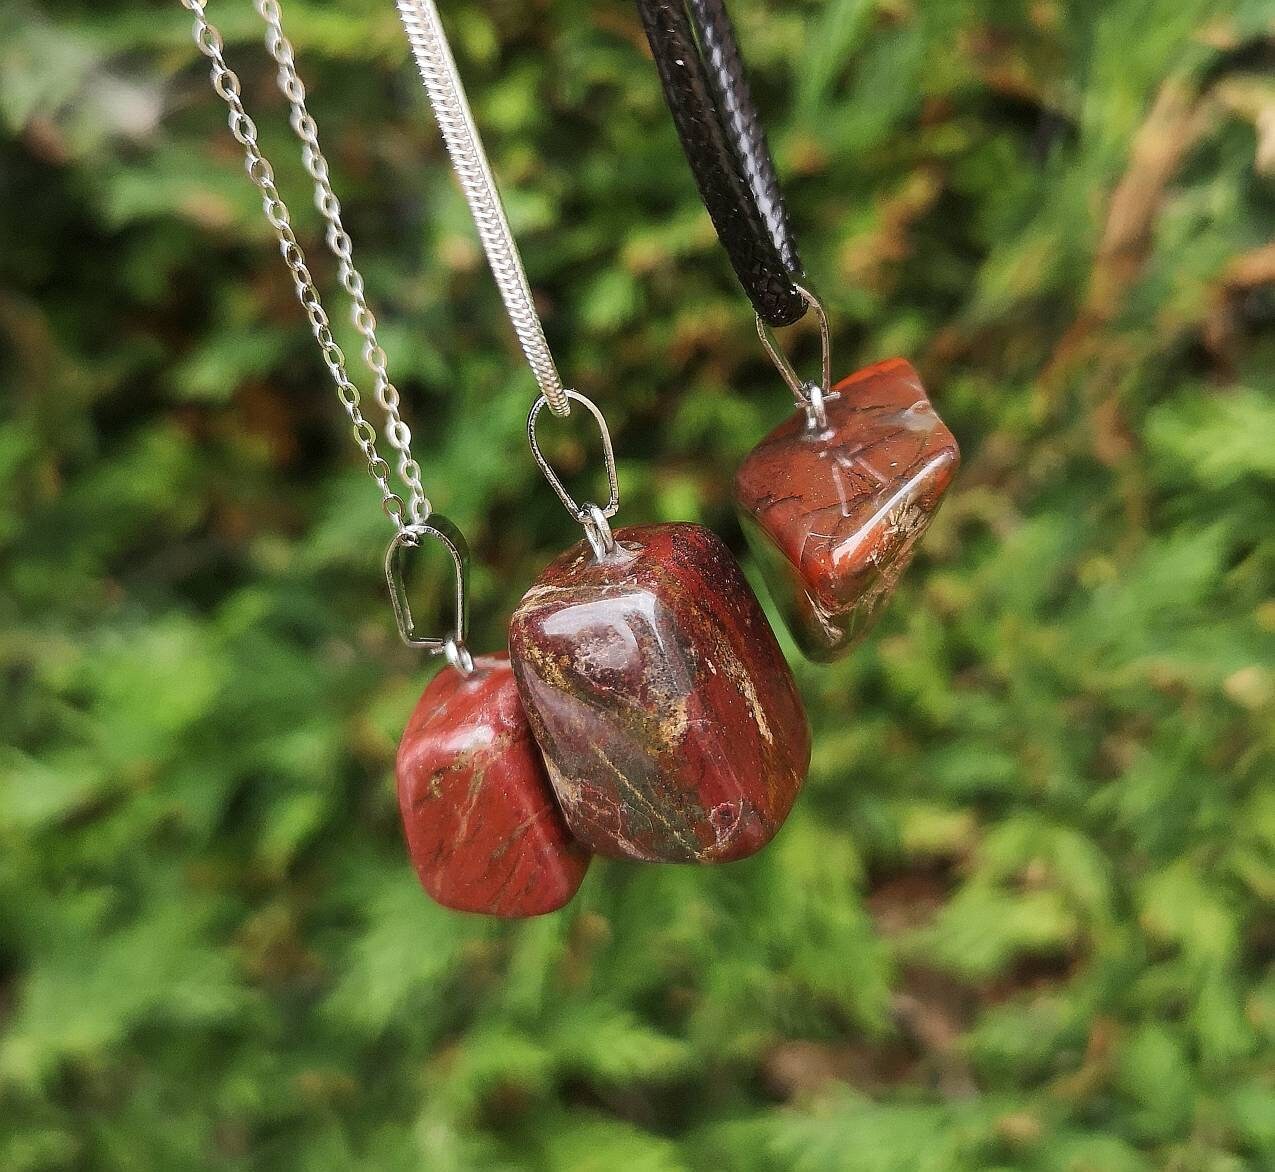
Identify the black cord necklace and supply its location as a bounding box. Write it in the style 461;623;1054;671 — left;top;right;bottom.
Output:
639;0;962;665
636;0;807;327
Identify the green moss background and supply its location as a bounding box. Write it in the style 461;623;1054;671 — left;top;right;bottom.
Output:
3;1;1274;1168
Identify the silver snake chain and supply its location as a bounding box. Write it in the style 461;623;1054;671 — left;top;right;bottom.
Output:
394;0;624;553
395;0;570;418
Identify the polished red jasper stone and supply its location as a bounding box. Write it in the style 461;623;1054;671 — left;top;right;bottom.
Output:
508;522;810;864
734;358;959;662
396;653;589;917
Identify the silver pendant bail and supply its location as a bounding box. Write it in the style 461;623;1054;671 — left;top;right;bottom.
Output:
756;283;833;429
384;514;470;653
527;388;622;559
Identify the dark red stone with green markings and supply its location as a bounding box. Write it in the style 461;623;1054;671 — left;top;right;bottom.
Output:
396;654;589;917
508;523;810;863
734;358;959;661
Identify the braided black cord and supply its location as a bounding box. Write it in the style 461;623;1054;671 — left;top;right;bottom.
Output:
688;0;801;278
636;0;807;327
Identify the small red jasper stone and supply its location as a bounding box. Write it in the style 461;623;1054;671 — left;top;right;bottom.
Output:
734;358;959;661
508;523;810;864
396;653;589;917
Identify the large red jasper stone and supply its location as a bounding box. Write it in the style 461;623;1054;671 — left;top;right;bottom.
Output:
734;358;959;662
396;653;589;917
508;523;810;864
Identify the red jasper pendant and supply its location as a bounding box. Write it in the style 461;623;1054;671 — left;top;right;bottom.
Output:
396;653;590;917
508;522;810;864
735;358;959;662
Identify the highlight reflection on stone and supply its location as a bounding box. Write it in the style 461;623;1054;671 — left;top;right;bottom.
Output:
396;653;589;917
508;523;810;864
735;358;959;661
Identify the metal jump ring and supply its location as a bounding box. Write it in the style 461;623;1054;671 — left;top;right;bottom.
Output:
443;634;475;676
527;388;621;541
580;502;616;559
756;283;832;427
384;515;470;651
803;380;829;432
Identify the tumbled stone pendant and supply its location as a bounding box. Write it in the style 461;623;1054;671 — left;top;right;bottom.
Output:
508;522;810;864
734;358;959;662
396;653;590;917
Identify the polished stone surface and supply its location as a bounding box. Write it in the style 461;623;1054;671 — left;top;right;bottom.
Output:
734;358;959;661
508;523;810;863
396;654;589;917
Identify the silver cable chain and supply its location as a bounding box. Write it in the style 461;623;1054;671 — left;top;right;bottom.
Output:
179;0;415;530
255;0;430;524
396;0;570;418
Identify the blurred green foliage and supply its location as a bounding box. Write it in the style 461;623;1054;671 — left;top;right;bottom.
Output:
2;0;1274;1168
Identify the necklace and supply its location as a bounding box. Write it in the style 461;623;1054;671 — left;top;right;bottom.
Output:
396;0;810;866
638;0;961;661
182;0;812;914
180;0;589;918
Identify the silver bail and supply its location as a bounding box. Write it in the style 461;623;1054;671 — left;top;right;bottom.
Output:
756;283;833;428
384;514;471;660
527;387;622;559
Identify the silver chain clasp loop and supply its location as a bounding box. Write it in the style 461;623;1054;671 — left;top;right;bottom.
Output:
527;389;620;558
385;516;472;671
756;283;833;430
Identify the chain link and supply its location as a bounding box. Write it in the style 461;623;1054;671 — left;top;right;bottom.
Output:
179;0;411;529
254;0;430;524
